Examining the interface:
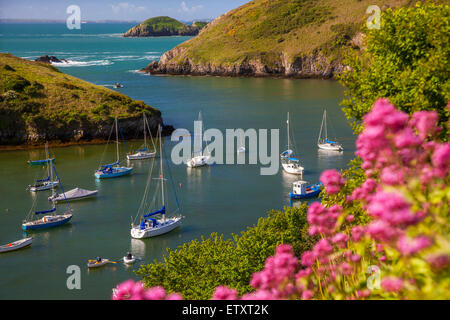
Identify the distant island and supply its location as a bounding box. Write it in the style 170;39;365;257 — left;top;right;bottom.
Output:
123;16;208;37
0;53;172;146
142;0;411;79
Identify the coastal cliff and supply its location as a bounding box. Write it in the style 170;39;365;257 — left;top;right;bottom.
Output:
142;0;411;78
0;53;173;146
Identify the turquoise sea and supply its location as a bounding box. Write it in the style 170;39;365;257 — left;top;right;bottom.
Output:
0;23;356;299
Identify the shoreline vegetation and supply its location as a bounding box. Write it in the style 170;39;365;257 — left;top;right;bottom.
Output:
123;16;208;37
0;53;173;147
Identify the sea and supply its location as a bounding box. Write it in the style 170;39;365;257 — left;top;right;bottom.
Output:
0;23;356;299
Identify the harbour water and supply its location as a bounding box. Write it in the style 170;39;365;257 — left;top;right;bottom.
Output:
0;23;356;299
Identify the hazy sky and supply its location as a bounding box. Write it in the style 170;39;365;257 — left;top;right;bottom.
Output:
0;0;250;21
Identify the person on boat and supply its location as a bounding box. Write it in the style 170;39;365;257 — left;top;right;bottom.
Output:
96;256;102;263
126;252;132;260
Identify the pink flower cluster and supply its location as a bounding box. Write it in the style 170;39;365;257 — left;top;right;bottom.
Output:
112;280;183;300
320;169;346;194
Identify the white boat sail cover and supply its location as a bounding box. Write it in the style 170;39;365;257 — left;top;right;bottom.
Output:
51;188;97;201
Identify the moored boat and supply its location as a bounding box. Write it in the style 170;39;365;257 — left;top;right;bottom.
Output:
317;110;344;152
95;117;133;179
131;126;184;239
87;258;115;268
289;181;323;199
280;112;304;175
48;188;98;202
127;113;156;160
0;237;32;253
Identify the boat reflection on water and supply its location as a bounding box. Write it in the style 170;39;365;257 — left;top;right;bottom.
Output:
317;148;345;169
130;238;146;258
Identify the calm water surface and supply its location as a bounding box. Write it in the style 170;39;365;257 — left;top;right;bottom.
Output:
0;24;355;299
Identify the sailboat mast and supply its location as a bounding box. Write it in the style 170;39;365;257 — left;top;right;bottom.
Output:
287;112;290;150
159;126;165;222
115;117;119;163
324;110;327;142
47;143;56;213
143;113;147;150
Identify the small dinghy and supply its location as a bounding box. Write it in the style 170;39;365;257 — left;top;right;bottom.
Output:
48;188;98;202
0;237;32;253
87;257;116;268
113;82;123;88
123;252;136;264
289;181;323;199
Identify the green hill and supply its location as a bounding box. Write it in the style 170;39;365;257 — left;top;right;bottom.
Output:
0;53;166;145
143;0;421;78
123;16;207;37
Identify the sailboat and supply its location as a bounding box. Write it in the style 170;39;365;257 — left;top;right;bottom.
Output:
186;111;210;168
131;126;183;239
22;156;72;231
95;117;133;179
127;113;156;160
27;142;55;166
27;143;59;192
317;110;343;151
280;112;304;175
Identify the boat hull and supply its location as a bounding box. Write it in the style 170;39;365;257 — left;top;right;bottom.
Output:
281;163;304;175
87;259;112;268
49;189;98;202
186;156;209;168
318;143;343;152
0;237;32;253
127;151;156;160
95;167;132;179
131;217;182;239
289;189;321;199
22;214;72;230
29;181;59;192
28;158;55;166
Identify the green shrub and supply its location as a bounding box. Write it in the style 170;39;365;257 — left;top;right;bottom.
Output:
135;205;315;299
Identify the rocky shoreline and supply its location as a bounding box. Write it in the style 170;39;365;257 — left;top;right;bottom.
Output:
142;47;344;79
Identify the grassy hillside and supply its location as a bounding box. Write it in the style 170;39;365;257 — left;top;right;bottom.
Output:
123;16;206;37
145;0;426;77
0;53;161;144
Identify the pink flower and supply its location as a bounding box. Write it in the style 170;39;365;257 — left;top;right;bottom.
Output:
241;290;274;300
431;143;450;178
380;165;404;185
301;290;314;300
320;169;346;194
351;226;365;242
301;251;316;267
143;286;166;300
394;128;422;149
313;239;333;258
427;254;450;272
381;277;404;292
112;280;136;300
212;286;238;300
366;220;398;242
166;293;183;300
411;110;440;139
331;232;349;247
396;235;433;255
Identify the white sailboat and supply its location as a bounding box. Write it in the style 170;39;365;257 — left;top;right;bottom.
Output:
127;113;156;160
131;126;183;239
280;112;304;175
317;110;343;152
95;117;133;178
187;111;210;168
27;143;59;192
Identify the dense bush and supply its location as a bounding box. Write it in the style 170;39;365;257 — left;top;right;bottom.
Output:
134;205;315;299
338;3;450;134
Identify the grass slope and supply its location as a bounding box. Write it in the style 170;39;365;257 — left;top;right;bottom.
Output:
0;53;159;144
164;0;417;67
124;16;205;36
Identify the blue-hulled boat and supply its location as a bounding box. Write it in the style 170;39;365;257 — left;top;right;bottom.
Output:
28;158;55;166
95;117;132;179
289;181;323;199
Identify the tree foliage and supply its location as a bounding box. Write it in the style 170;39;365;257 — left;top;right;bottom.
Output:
135;205;315;299
338;2;450;134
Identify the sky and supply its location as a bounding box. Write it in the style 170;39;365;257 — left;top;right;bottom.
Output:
0;0;250;21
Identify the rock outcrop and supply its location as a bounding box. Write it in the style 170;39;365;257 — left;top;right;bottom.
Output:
35;55;68;64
